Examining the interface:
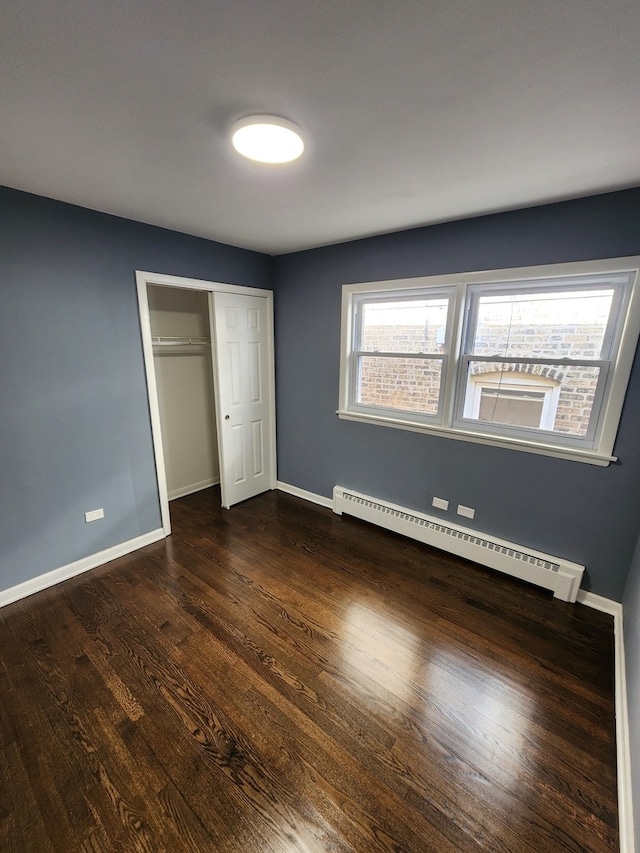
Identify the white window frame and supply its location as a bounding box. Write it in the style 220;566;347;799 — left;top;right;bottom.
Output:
338;257;640;466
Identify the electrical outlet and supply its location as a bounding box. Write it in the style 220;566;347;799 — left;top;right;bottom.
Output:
432;497;449;511
457;504;475;519
84;508;104;523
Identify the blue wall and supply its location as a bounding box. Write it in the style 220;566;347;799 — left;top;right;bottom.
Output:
0;186;271;593
4;184;640;601
623;536;640;845
273;189;640;601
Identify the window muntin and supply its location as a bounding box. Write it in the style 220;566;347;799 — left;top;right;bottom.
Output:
339;260;640;464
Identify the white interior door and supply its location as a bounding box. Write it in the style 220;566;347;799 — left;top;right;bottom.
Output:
211;290;276;508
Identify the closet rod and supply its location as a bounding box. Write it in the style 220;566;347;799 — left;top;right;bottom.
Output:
152;335;210;346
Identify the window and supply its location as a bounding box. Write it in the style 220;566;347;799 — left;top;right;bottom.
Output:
338;258;640;465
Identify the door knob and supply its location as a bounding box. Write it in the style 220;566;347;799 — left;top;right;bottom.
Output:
224;415;230;420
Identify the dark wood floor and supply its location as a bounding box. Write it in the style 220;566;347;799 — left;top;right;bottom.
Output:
0;487;618;852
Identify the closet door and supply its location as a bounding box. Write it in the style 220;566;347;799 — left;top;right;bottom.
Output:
212;291;276;508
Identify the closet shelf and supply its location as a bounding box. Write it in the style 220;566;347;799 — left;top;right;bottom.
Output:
152;335;210;347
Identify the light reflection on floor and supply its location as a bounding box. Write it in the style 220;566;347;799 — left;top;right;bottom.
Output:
341;601;421;704
340;602;535;789
424;648;535;786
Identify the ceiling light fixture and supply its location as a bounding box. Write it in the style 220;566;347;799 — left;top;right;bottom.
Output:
231;115;304;164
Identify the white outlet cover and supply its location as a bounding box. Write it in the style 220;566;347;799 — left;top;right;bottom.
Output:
432;497;449;511
85;508;105;522
457;504;475;519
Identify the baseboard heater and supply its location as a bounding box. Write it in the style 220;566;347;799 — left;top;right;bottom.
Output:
333;486;584;603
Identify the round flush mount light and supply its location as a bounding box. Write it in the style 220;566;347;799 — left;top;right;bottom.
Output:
231;115;304;164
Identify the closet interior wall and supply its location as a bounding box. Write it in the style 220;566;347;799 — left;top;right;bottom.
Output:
147;285;219;501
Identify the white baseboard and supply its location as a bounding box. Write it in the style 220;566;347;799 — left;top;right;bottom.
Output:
568;591;634;852
615;611;635;853
276;481;333;509
169;477;219;501
576;589;622;617
0;528;166;609
610;606;635;853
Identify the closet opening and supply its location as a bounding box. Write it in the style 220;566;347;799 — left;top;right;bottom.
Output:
137;270;277;537
147;285;220;512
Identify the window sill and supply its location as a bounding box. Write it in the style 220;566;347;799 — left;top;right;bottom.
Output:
336;410;617;467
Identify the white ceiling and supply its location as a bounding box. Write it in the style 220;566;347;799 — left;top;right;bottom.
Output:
1;1;639;255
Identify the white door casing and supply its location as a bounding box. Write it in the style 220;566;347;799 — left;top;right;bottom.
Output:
211;290;276;509
136;271;276;533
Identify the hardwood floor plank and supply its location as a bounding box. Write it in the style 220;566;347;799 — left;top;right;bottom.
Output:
0;606;99;849
67;576;354;852
0;487;618;851
64;587;275;853
112;563;468;852
0;741;54;853
144;524;616;840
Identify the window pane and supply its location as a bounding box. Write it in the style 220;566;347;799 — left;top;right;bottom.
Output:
360;298;449;354
463;361;601;437
471;289;614;359
357;356;442;415
479;388;545;429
